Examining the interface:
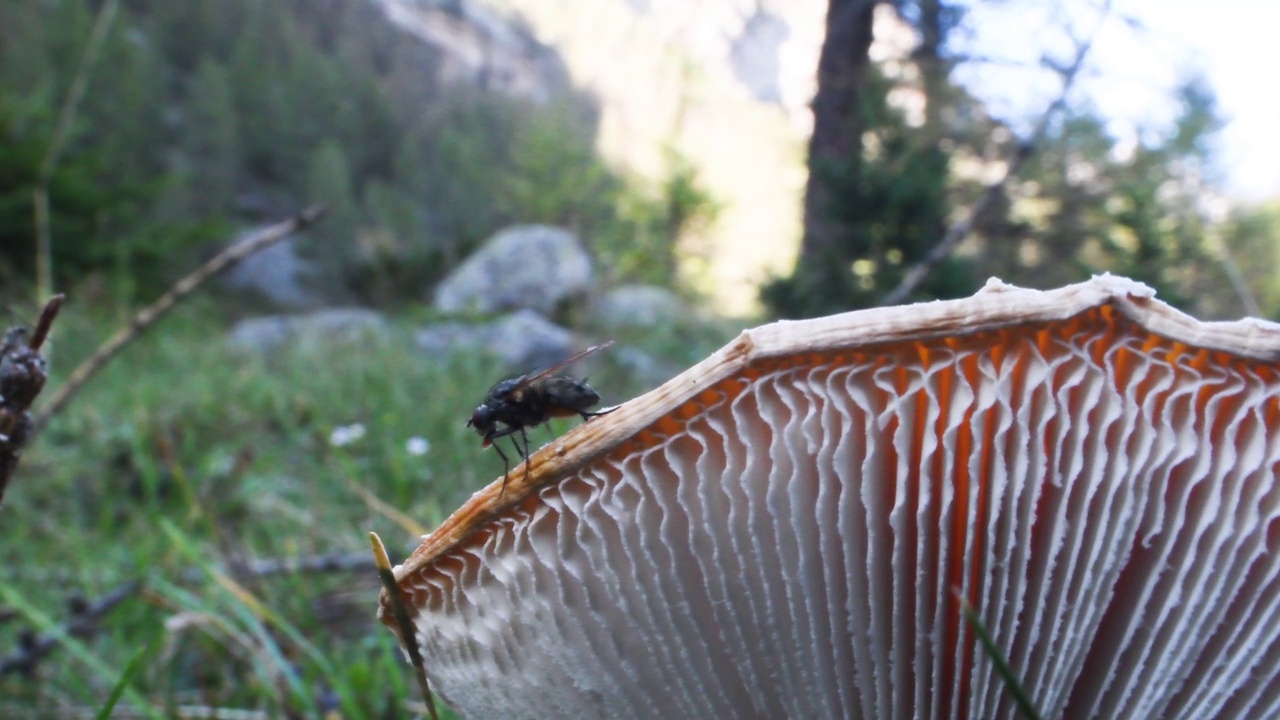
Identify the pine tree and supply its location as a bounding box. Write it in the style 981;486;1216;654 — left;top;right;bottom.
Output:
182;59;241;217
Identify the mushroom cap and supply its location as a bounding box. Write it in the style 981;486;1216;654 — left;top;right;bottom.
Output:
380;275;1280;718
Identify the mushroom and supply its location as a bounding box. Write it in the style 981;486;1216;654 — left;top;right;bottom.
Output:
379;275;1280;718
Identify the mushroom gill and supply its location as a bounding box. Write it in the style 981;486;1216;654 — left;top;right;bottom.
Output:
379;275;1280;719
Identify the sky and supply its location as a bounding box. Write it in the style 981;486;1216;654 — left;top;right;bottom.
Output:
954;0;1280;201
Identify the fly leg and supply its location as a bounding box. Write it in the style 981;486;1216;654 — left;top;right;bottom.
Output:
486;424;530;498
519;425;532;486
501;426;534;491
485;426;517;497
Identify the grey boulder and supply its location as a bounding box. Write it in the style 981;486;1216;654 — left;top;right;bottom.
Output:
593;284;685;328
415;309;576;371
229;309;389;355
434;225;592;315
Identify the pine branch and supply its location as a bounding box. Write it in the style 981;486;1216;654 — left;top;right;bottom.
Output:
878;2;1112;307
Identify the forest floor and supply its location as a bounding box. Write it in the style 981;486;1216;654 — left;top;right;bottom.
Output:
0;299;730;718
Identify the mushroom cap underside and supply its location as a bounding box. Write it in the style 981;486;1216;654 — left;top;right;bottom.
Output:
380;275;1280;719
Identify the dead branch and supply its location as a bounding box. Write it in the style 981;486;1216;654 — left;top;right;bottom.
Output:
0;705;271;720
180;551;376;584
0;295;65;508
0;579;142;676
1213;237;1262;318
32;206;326;431
878;3;1112;307
3;549;412;589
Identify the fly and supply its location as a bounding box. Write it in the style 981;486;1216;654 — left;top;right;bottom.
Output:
466;341;617;496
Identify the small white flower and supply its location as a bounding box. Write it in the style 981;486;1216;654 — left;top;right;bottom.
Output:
406;436;431;456
329;423;366;447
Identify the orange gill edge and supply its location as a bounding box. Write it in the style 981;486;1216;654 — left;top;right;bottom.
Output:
378;332;758;623
376;307;1107;630
940;303;1280;716
939;307;1118;716
380;301;1280;665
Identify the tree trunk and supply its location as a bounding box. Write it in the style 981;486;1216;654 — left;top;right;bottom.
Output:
915;0;948;135
799;0;878;268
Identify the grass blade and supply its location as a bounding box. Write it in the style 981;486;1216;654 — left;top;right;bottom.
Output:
0;586;162;719
96;638;155;720
954;588;1044;720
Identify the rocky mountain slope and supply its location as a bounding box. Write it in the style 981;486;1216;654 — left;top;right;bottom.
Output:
376;0;826;312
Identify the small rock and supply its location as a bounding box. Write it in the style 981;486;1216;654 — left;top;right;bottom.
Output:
415;309;575;370
433;225;592;315
594;284;685;328
223;236;321;309
229;309;389;355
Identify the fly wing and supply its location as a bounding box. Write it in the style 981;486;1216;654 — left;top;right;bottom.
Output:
538;376;603;416
511;341;614;391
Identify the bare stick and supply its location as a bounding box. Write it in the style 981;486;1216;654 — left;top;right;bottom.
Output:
1214;240;1262;318
27;294;65;353
878;3;1111;307
0;579;142;676
180;550;394;584
370;532;440;720
7;549;416;587
32;206;326;431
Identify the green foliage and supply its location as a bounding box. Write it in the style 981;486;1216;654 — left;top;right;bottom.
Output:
763;65;973;318
178;59;241;218
499;103;612;224
605;149;721;287
0;304;694;715
0;0;220;300
0;95;217;299
1222;201;1280;319
0;307;490;715
982;76;1230;314
304;138;361;286
767;15;1248;321
359;89;717;302
1;0;710;307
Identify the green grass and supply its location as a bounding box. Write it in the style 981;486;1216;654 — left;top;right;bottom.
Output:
0;301;733;717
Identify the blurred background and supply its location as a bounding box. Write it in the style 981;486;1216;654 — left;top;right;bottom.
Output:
1;0;1276;716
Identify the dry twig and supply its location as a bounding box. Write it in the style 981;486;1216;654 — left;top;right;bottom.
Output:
3;549;410;588
33;206;326;431
370;532;440;720
0;705;271;720
180;551;378;584
0;579;142;676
